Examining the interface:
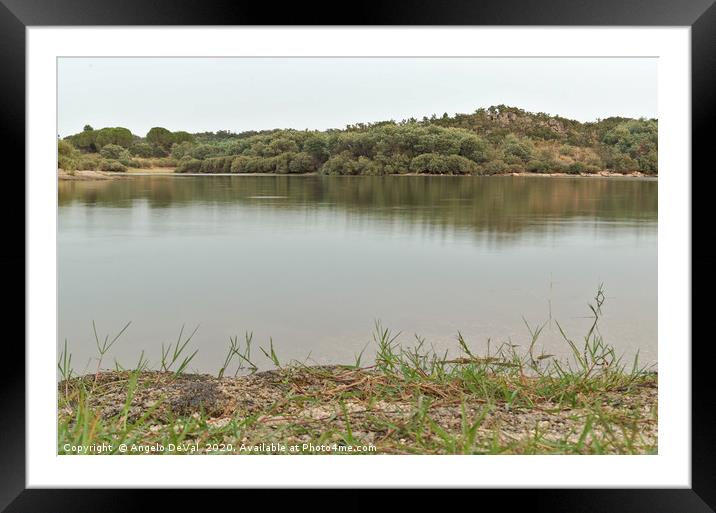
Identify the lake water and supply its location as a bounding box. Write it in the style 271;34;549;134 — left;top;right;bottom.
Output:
58;175;657;374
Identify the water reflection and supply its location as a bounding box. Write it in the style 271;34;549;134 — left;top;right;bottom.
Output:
59;175;656;241
58;175;657;374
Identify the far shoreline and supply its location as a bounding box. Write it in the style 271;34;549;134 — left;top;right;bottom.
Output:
59;168;657;181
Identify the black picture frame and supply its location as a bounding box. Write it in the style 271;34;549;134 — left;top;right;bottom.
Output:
2;0;713;510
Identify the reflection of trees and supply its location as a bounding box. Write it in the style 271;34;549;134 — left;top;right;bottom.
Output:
59;176;657;236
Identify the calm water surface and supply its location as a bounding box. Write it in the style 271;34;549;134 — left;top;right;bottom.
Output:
58;175;657;373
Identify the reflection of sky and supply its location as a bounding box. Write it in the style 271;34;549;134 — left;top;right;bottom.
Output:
58;178;657;375
59;193;657;251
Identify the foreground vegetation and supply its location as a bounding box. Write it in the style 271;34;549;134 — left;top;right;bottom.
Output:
57;105;657;176
58;289;657;455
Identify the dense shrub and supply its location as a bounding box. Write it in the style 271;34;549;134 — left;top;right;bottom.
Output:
505;161;526;174
60;107;657;176
230;156;252;174
100;144;128;160
559;144;575;156
170;141;194;160
66;127;133;152
58;140;79;170
565;161;601;174
288;152;315;173
526;160;550;173
100;160;127;172
319;153;356;175
409;153;478;175
245;157;278;173
58;140;76;157
130;142;156;158
483;160;509;175
611;154;639;172
352;156;383;175
503;154;524;166
129;157;177;168
58;155;77;171
272;153;293;174
601;119;657;173
458;134;490;162
176;157;202;173
566;162;587;174
376;153;410;174
199;156;233;174
190;144;221;160
302;135;329;165
502;135;534;163
266;138;299;157
76;153;103;170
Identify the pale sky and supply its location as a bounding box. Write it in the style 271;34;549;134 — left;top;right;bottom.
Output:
58;57;657;138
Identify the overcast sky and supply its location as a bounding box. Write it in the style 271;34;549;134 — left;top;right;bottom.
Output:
58;57;657;137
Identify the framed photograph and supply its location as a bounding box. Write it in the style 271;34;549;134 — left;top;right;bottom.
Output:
4;0;714;509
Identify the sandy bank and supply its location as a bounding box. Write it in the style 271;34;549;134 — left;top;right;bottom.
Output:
59;168;655;180
58;169;121;181
125;167;176;175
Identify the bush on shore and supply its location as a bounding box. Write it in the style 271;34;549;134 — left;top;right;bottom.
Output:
176;157;202;174
99;160;127;172
409;153;478;175
59;108;658;176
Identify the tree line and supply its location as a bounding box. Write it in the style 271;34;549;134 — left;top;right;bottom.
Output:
58;105;658;175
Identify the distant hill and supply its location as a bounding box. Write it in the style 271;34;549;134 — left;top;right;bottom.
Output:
59;105;657;176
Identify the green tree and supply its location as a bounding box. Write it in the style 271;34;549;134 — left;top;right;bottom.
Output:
146;127;175;153
190;144;219;160
303;134;329;165
288;152;314;173
58;140;76;156
58;140;79;170
458;134;489;162
266;138;299;157
410;153;477;175
81;105;657;176
130;142;155;158
170;141;194;160
99;144;127;160
172;131;194;144
95;127;133;149
502;134;534;163
601;119;657;173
